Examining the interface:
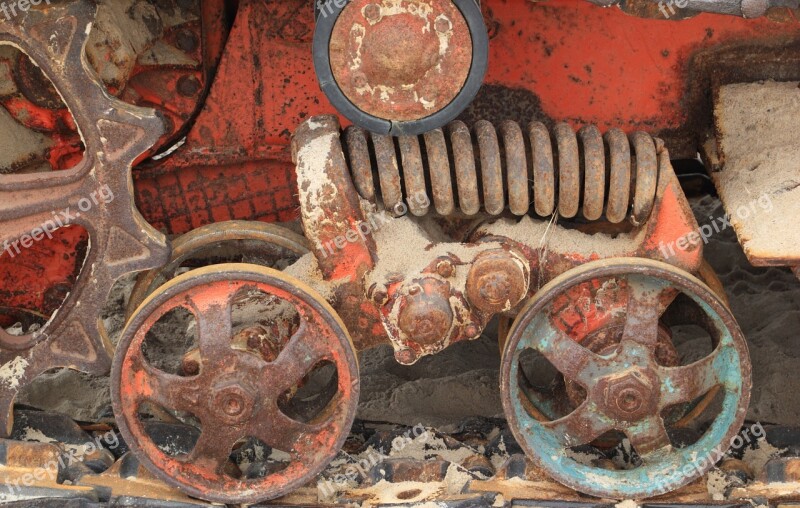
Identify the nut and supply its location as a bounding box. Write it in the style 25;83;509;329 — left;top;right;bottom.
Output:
397;278;454;346
466;249;529;315
597;369;658;422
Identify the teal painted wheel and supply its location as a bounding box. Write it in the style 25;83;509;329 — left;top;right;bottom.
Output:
500;258;751;499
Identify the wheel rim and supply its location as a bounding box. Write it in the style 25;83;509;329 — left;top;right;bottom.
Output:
500;257;751;499
497;258;729;427
113;263;359;504
127;221;309;318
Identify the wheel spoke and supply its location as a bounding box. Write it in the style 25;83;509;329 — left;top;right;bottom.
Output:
192;294;234;361
267;321;330;391
187;428;240;472
626;415;671;456
528;317;608;387
129;354;202;414
660;347;724;407
541;401;612;447
250;403;326;455
620;276;672;354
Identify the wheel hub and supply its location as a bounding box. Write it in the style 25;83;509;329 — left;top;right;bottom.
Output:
211;382;257;424
597;368;658;422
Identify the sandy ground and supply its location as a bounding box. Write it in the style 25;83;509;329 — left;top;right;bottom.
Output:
17;196;800;428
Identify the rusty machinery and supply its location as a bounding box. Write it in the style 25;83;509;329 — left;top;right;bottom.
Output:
0;2;170;438
1;0;799;505
103;112;752;503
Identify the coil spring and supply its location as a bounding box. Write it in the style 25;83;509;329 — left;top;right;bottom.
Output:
342;119;663;225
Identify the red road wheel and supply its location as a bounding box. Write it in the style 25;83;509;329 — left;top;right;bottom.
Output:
112;264;359;504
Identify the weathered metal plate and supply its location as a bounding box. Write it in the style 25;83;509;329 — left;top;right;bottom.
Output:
712;80;800;267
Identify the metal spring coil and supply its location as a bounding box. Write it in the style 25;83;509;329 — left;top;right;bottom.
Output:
342;119;662;225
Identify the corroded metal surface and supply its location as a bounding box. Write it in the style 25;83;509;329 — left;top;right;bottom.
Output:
342;119;661;223
113;264;360;504
500;258;751;499
291;115;701;364
127;220;309;317
0;1;170;436
328;0;473;122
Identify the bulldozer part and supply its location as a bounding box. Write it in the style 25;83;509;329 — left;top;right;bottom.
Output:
590;0;800;17
495;258;729;427
342;120;660;225
500;257;751;499
96;0;798;239
709;80;800;268
0;1;170;437
112;264;360;504
127;220;309;317
314;0;488;135
292;115;701;363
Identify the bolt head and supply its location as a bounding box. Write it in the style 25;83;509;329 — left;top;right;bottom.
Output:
397;279;454;346
464;323;481;338
181;359;200;376
466;249;529;315
363;3;381;21
436;259;455;278
598;369;657;422
434;17;452;34
395;348;418;364
211;384;255;424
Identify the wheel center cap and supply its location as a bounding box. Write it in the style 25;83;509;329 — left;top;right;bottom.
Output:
598;368;658;421
211;384;255;424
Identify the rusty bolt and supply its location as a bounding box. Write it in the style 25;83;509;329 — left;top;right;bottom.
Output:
397;279;454;346
395;348;418;365
466;249;529;315
176;29;198;52
434;17;452;34
182;359;200;376
363;3;381;21
368;283;389;306
352;71;369;89
211;383;256;425
464;323;481;338
598;369;657;422
177;75;201;97
436;259;455;278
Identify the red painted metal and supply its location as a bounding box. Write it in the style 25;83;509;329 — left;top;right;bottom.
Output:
112;264;360;504
2;0;800;319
